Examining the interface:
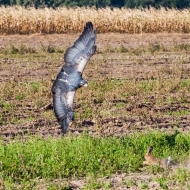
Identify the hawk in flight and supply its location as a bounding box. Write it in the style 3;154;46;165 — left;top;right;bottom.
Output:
51;22;97;133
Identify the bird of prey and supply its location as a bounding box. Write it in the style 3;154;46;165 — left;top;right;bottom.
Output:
51;22;97;134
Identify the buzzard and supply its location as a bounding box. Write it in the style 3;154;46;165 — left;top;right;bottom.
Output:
51;22;97;133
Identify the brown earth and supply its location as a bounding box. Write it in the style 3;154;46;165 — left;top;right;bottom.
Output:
0;33;190;141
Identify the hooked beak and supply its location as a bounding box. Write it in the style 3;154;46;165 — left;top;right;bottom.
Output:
80;79;88;87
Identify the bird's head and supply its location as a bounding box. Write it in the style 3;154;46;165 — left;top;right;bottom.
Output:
80;79;88;87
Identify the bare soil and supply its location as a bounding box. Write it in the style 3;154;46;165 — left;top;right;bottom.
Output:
1;33;190;141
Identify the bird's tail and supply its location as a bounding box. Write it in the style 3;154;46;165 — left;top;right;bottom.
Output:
167;156;171;166
61;111;74;134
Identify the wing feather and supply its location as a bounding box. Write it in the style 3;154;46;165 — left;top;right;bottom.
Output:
65;91;75;109
52;84;75;133
64;22;97;73
52;22;97;134
52;88;67;121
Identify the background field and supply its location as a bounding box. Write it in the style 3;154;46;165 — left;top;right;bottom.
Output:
0;6;190;34
0;10;190;189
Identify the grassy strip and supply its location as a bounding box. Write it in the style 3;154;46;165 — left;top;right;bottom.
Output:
1;42;190;56
0;131;189;184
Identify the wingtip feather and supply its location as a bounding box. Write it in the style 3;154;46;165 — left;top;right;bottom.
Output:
61;118;69;134
85;21;93;28
61;112;74;134
64;21;96;67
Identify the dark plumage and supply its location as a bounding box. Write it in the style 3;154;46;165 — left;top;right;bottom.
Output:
51;22;97;133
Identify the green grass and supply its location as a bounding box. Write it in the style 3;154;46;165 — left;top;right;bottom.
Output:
0;131;190;188
0;43;66;56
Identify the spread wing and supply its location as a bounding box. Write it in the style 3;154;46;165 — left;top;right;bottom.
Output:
52;84;75;133
52;22;97;134
64;22;97;73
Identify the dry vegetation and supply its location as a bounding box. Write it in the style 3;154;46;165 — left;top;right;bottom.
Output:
0;6;190;34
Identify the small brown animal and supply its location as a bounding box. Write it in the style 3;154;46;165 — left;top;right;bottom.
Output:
143;146;171;169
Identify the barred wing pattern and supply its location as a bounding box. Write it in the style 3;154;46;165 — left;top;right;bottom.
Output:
64;22;97;72
52;22;97;133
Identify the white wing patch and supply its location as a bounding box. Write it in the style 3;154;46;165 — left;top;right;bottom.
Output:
58;78;69;84
66;91;76;109
76;56;88;73
63;71;69;76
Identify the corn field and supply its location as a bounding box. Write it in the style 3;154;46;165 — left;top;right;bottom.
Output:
0;6;190;34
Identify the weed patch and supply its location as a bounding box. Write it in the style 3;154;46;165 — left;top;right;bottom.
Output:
0;131;190;187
